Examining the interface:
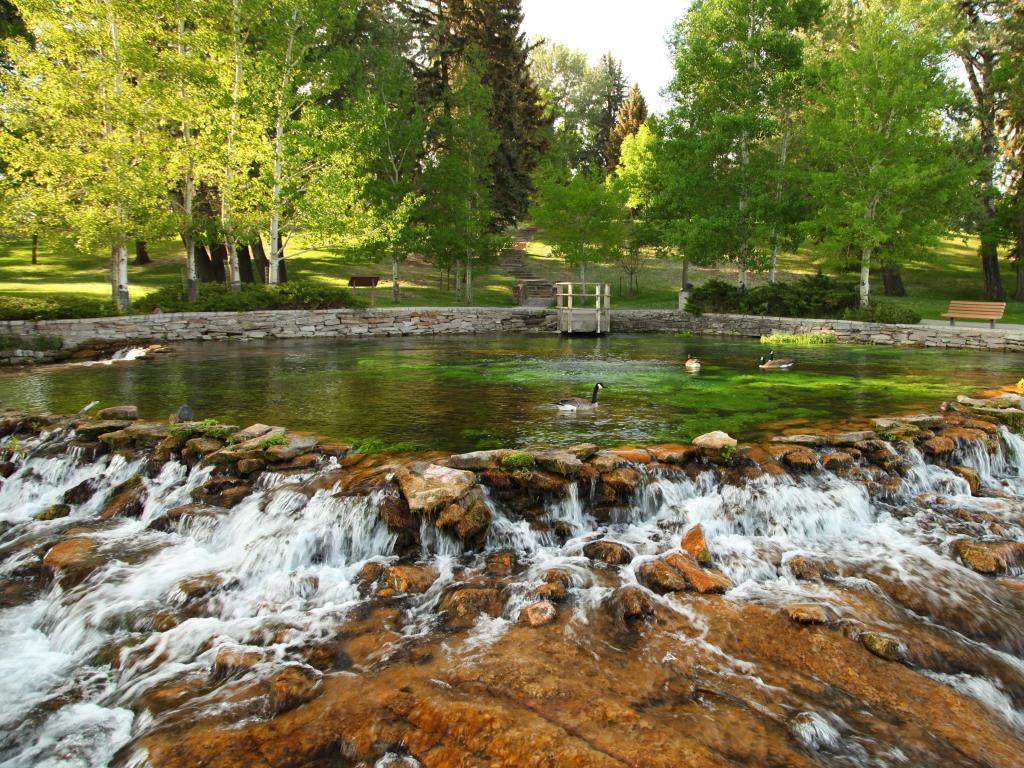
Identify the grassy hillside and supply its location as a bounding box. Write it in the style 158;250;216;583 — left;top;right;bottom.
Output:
2;232;1021;322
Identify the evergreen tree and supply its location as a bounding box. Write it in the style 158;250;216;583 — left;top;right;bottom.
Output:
588;52;626;170
444;0;548;227
604;83;647;170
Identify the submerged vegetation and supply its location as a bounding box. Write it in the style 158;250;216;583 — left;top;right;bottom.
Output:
759;332;837;346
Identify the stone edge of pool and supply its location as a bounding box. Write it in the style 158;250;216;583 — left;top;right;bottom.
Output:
2;308;1024;366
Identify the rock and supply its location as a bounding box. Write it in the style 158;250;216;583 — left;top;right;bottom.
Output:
211;645;264;681
434;487;491;541
266;665;322;715
822;452;854;471
384;564;438;594
922;437;956;457
394;462;477;516
663;553;733;594
62;478;97;505
566;443;599;461
42;538;100;586
191;478;252;509
606;586;656;622
378;495;415;534
648;444;698;466
485;550;515;576
318;441;351;458
148;503;220;532
232;424;275;442
100;475;146;519
73;419;132;441
527;581;567;603
786;555;840;581
237;457;266;475
583;539;635;565
600;467;642;495
950;465;981;495
953;540;1024;575
609;448;653;464
0;461;16;479
832;430;878;446
520;601;557;627
438;586;504;628
37;504;70;521
184;437;225;456
771;434;827;447
782;448;817;471
681;524;711;564
447;449;511;471
692;431;737;459
264;434;319;462
534;451;584;476
860;632;904;662
873;415;945;430
356;561;386;586
97;405;138;421
543;568;573;586
783;603;834;625
589;452;627;473
520;470;569;495
636;559;689;594
175;574;226;602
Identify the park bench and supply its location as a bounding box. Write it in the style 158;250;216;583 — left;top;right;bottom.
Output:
942;300;1006;329
347;276;380;307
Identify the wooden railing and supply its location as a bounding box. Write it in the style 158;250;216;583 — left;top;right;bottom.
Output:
554;282;611;335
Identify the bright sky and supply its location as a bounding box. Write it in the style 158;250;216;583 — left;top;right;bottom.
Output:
520;0;691;114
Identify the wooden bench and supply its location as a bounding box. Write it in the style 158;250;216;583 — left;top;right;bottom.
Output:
347;276;380;307
942;300;1006;329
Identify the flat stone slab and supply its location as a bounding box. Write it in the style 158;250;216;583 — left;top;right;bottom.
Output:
395;461;477;516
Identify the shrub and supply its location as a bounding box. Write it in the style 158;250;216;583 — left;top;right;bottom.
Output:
132;282;364;314
842;302;921;325
259;435;289;450
500;451;535;471
686;279;741;315
0;294;117;321
759;332;837;346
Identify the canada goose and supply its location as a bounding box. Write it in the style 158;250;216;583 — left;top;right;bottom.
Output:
684;356;702;372
557;383;606;411
758;351;794;370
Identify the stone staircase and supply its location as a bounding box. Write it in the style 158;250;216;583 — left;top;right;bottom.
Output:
502;228;554;307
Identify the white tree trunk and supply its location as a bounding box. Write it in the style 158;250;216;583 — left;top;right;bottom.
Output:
455;258;463;303
860;246;872;308
111;241;130;311
392;253;400;303
465;250;473;304
226;239;241;292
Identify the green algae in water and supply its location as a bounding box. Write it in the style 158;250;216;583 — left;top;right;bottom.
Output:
1;334;1021;452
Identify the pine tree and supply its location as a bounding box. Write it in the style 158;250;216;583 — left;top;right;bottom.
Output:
604;83;647;170
588;52;626;170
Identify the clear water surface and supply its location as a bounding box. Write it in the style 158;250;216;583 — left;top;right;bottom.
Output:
1;334;1022;451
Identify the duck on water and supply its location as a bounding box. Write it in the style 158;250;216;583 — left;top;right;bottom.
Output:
758;351;795;370
556;383;606;411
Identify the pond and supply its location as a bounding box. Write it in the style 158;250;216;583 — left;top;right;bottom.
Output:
2;334;1022;451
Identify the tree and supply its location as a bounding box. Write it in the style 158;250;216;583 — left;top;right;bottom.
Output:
1;0;173;310
604;83;647;170
587;52;627;171
420;51;501;304
529;40;597;176
532;171;626;283
995;0;1023;297
802;0;972;308
662;0;822;288
443;0;548;227
954;0;1010;299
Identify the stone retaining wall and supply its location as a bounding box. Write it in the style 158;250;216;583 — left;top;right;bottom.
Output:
1;307;1023;365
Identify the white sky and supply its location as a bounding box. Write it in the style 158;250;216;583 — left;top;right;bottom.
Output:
521;0;691;114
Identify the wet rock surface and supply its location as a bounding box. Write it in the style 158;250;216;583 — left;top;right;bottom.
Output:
2;400;1024;767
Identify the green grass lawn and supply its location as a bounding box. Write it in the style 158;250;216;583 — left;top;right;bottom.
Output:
1;231;1020;321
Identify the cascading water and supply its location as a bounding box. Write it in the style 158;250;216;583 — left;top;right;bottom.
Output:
1;414;1024;767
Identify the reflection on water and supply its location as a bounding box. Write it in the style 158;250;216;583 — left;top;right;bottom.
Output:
1;334;1022;451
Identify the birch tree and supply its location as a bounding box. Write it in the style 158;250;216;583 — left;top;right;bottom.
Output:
802;0;971;308
1;0;172;310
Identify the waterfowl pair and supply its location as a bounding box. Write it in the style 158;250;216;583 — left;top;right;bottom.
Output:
556;383;606;411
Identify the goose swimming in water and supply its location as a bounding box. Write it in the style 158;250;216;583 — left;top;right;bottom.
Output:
758;351;794;370
684;356;702;372
556;383;606;411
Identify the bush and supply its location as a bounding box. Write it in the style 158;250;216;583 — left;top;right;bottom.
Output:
842;302;921;325
132;282;364;314
0;294;117;321
687;274;919;324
